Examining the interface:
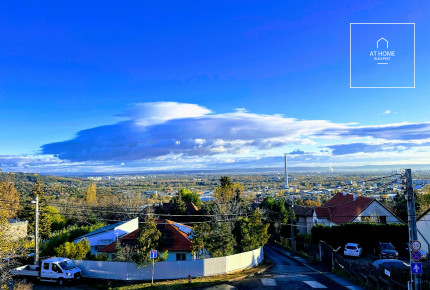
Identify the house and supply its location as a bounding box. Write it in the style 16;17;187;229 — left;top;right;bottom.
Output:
417;208;430;253
293;205;314;234
98;220;194;261
74;218;138;254
313;192;402;226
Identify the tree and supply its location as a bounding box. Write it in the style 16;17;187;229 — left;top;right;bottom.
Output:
55;239;90;260
234;208;270;252
190;223;211;259
393;191;421;222
171;190;187;215
260;197;290;238
45;206;67;231
220;176;232;188
84;183;97;204
205;222;236;257
0;178;25;287
133;218;167;267
114;241;135;262
180;188;202;207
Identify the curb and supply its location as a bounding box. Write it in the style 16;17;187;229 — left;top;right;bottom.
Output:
228;260;274;282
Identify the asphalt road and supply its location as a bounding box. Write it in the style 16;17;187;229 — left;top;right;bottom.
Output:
200;245;347;290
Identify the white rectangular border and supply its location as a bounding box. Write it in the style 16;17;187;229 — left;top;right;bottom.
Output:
350;23;415;89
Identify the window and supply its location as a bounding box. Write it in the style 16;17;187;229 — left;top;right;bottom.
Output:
176;253;186;261
43;263;49;270
378;216;387;224
52;264;63;273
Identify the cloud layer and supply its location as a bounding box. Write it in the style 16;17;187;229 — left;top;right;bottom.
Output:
39;102;430;169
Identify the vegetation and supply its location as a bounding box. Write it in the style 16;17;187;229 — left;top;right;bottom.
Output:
234;208;270;252
41;222;106;256
0;178;25;287
133;218;168;267
311;223;408;251
55;239;91;260
260;196;290;238
85;183;97;204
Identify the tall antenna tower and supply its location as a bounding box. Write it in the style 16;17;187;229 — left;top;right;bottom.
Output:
284;154;289;189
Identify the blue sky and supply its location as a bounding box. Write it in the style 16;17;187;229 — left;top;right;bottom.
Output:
1;1;430;173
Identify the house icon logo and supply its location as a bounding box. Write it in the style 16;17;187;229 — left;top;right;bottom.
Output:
370;37;395;64
376;37;388;49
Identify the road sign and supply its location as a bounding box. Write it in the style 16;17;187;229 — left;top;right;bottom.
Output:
411;240;421;251
412;250;422;261
150;250;158;259
411;262;423;274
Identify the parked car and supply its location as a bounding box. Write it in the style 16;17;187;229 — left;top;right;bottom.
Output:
372;259;409;270
374;242;399;259
402;243;428;260
344;243;362;257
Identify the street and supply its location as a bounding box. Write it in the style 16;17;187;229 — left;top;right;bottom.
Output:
201;244;351;290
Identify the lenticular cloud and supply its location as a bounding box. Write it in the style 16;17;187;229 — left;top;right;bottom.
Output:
41;102;430;162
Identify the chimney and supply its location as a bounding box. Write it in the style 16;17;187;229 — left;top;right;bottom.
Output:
353;193;357;201
342;191;348;196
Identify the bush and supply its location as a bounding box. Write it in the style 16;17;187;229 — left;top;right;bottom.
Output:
311;223;408;252
41;222;105;256
55;239;91;260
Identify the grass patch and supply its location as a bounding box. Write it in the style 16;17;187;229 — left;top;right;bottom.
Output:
88;260;271;290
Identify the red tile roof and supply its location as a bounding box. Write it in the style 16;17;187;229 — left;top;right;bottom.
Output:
98;220;193;253
315;192;374;224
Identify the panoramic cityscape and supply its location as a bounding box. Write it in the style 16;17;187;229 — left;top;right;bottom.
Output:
1;1;430;289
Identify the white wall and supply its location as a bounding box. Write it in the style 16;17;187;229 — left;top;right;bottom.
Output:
417;211;430;253
73;247;264;281
354;201;401;223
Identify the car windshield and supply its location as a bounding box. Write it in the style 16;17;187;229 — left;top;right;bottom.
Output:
59;260;75;270
346;246;356;250
381;243;395;250
384;261;408;269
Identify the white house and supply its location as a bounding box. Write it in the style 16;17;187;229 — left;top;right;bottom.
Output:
417;208;430;253
74;218;138;254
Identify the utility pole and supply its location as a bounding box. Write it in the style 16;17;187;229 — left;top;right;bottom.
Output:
290;200;295;255
404;169;420;290
34;195;39;265
284;154;289;189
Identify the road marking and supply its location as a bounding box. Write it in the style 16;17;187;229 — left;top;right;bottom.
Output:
303;281;327;288
260;278;277;286
204;284;236;290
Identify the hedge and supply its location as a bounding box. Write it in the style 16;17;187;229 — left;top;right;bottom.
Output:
311;223;408;252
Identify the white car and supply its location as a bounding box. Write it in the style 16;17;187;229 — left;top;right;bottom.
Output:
344;243;362;257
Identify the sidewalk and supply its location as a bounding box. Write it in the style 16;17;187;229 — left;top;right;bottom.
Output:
269;243;367;290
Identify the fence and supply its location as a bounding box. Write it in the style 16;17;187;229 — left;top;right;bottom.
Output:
72;247;263;281
316;240;430;290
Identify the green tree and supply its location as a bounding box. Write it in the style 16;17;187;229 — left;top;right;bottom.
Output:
220;176;232;188
133;218;167;267
114;241;135;262
171;190;187;215
393;192;421;222
234;208;270;252
54;239;90;260
45;206;67;231
205;222;236;257
261;197;290;238
190;223;211;259
180;188;202;207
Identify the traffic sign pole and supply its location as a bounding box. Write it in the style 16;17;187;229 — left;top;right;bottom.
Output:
404;169;421;290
